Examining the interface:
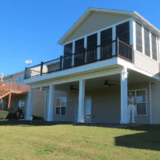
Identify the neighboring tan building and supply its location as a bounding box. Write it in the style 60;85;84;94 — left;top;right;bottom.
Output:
0;71;29;113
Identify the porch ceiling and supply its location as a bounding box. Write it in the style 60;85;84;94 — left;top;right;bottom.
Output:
55;69;157;91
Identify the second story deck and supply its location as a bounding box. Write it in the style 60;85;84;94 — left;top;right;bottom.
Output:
25;39;132;80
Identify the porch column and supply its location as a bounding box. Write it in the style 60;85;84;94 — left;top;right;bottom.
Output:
120;67;129;124
47;85;55;121
26;88;33;120
77;79;85;122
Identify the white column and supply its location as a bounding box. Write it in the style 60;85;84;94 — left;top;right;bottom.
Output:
129;19;133;46
112;25;116;56
120;67;129;124
47;85;55;121
26;88;33;120
133;20;136;51
72;42;75;67
97;31;101;60
77;79;85;123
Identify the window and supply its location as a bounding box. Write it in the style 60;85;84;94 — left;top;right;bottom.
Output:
100;28;112;59
144;28;150;57
74;38;85;66
136;22;142;52
87;33;97;49
116;21;130;44
152;33;157;61
64;43;72;69
86;33;97;63
55;97;67;116
128;89;147;116
18;76;24;83
14;79;19;83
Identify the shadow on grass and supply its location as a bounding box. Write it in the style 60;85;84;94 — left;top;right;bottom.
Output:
115;125;160;151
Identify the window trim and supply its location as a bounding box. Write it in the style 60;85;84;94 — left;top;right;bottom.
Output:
55;97;67;116
128;89;148;116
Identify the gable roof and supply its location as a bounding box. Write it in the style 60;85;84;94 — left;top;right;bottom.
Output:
58;7;160;45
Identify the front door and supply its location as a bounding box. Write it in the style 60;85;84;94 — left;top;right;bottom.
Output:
74;97;92;122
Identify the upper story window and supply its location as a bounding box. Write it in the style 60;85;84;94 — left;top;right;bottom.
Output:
152;33;157;61
100;28;112;59
64;43;72;69
116;21;130;45
87;33;97;63
74;38;85;67
136;22;142;53
75;38;84;53
87;33;97;49
64;43;72;56
144;28;150;57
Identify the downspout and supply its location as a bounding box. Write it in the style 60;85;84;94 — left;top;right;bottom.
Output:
149;82;152;124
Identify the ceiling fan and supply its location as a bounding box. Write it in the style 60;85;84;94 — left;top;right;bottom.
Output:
103;80;116;87
70;85;79;91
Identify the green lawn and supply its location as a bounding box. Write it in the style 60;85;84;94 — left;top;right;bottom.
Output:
0;120;160;160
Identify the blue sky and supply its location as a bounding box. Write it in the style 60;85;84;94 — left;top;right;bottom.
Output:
1;0;160;76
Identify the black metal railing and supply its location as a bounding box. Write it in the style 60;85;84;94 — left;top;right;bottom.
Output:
24;38;133;79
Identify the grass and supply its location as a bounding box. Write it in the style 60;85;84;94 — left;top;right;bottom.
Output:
0;120;160;160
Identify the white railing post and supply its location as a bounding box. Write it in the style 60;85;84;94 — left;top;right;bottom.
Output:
97;31;101;60
112;25;116;56
72;42;75;67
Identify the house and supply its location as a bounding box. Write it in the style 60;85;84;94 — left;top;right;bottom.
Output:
24;8;160;124
0;71;29;114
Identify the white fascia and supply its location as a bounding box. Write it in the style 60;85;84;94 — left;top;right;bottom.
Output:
24;58;118;85
117;57;160;81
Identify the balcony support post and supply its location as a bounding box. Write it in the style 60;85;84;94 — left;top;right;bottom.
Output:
47;85;55;121
77;79;85;123
26;88;33;120
120;66;129;124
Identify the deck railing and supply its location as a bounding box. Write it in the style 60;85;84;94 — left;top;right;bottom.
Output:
25;38;133;79
0;82;30;96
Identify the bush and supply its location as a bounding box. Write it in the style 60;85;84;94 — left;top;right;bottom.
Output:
0;111;9;119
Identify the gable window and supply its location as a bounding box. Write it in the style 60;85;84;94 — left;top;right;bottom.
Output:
152;33;157;61
136;22;142;52
55;97;67;116
63;43;72;69
86;33;97;63
116;21;130;45
144;28;150;57
100;28;112;59
128;89;147;116
74;38;85;66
